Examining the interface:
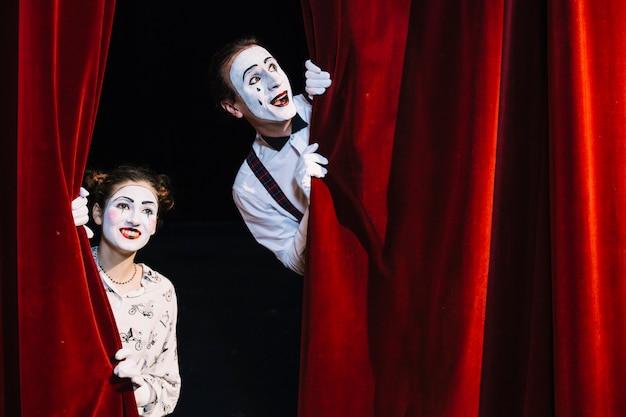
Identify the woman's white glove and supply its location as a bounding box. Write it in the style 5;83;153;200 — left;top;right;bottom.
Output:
305;59;332;98
114;348;153;407
114;348;145;386
295;143;328;199
71;187;94;238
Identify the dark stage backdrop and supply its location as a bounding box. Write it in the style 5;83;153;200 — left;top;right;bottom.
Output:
89;1;309;222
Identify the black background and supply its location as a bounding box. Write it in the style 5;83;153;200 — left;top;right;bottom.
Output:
89;0;310;223
91;2;312;416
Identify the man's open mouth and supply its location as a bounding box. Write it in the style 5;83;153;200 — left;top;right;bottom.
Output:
270;90;289;107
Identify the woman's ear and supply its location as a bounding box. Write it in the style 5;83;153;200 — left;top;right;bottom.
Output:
92;203;103;226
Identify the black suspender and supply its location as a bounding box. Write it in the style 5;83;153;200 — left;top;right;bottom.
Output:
246;149;305;222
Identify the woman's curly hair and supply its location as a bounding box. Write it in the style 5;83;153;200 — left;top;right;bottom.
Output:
83;164;175;228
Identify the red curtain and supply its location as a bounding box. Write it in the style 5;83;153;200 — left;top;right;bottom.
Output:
300;1;626;416
12;0;138;415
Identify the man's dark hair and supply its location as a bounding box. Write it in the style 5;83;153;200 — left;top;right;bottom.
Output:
207;35;266;108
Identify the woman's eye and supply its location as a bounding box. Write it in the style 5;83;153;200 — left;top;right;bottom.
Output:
116;203;130;210
249;75;260;85
143;208;154;216
268;63;277;72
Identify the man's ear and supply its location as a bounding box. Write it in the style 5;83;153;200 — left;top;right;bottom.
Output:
92;203;103;226
220;100;244;119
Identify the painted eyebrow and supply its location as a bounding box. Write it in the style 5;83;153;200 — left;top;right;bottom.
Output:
112;196;156;205
241;56;274;81
242;64;257;80
113;196;134;203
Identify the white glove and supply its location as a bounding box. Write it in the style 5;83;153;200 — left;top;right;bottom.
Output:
114;348;145;386
305;59;332;98
71;187;94;238
114;348;153;407
295;143;328;198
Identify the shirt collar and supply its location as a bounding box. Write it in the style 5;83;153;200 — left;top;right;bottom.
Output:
261;113;308;150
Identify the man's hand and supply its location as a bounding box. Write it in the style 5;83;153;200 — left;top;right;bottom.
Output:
305;59;332;98
71;187;94;238
295;143;328;198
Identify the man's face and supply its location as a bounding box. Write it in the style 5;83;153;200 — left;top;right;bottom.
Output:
229;45;297;122
99;184;158;253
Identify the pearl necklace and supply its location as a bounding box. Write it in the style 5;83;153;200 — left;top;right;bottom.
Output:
98;262;138;285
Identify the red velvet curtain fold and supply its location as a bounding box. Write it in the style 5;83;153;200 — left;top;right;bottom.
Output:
14;0;138;415
300;0;626;416
549;1;626;416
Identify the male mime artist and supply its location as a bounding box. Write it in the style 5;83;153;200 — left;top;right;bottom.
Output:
208;37;332;275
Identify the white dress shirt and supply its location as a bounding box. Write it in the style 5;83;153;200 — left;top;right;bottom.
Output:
232;94;313;275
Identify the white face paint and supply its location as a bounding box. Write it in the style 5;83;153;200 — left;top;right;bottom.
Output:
229;45;297;121
101;185;158;253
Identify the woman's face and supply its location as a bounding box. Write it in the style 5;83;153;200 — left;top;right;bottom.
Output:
98;183;158;253
229;45;297;122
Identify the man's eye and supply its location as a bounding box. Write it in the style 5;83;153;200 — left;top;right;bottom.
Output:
249;75;260;85
268;63;277;72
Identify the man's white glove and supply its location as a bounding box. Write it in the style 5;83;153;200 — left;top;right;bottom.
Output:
114;348;153;406
305;59;332;98
71;187;94;238
295;143;328;199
